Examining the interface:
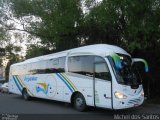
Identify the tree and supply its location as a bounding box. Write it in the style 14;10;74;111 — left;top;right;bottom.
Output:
0;0;24;67
25;44;52;59
4;44;23;81
11;0;83;53
83;0;122;46
84;0;160;51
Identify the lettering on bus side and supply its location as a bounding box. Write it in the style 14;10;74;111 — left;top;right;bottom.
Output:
24;76;38;82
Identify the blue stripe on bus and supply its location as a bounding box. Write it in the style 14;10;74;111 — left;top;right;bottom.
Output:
14;76;23;90
55;73;74;93
13;76;22;92
15;76;23;89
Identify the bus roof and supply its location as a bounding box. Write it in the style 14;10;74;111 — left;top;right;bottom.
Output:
11;44;130;66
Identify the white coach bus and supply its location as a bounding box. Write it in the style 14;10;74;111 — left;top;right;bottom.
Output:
9;44;148;111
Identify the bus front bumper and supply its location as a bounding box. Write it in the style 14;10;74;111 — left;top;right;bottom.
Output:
113;96;144;110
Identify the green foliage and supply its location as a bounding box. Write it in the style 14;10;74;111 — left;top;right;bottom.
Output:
83;0;122;45
84;0;160;51
5;53;22;81
25;44;52;59
11;0;83;53
0;43;23;81
9;0;160;55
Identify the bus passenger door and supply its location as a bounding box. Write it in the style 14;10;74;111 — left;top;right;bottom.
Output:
94;57;112;109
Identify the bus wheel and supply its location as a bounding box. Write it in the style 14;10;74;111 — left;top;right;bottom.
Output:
73;93;86;112
22;89;30;100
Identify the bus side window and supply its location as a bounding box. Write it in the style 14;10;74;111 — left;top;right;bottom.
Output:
94;57;111;81
53;58;59;65
53;57;66;72
16;66;20;75
59;57;66;72
28;63;33;74
68;56;94;76
22;65;27;75
46;57;66;73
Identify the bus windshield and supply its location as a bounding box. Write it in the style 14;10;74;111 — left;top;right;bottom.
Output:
107;54;141;88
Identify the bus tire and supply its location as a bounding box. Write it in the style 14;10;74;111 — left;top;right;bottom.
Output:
73;93;86;112
22;89;31;100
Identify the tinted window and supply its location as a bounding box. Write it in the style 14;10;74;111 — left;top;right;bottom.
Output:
68;56;94;76
94;57;111;81
45;56;66;73
12;57;66;75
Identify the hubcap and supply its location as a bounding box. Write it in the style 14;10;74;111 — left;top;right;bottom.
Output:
76;98;84;108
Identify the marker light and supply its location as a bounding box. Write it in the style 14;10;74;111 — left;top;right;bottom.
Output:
115;91;127;99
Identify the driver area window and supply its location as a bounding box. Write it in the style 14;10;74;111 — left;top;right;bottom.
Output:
94;57;111;81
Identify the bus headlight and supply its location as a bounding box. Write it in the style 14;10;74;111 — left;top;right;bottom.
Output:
141;92;144;96
114;91;127;99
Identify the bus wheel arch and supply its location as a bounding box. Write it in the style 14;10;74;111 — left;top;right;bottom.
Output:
71;91;87;112
22;88;31;100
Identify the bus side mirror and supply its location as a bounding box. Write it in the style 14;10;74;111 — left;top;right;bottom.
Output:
132;58;149;72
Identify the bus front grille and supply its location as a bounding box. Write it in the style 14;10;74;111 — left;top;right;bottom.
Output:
128;98;141;104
